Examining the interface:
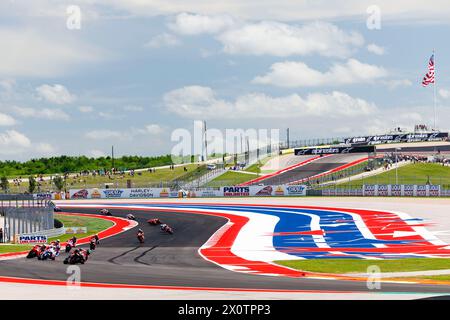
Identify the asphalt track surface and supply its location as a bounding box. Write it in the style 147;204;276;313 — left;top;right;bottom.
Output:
258;154;364;185
1;207;450;295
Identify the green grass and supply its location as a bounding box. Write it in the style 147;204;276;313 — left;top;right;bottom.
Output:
205;171;255;187
49;213;114;242
336;163;450;187
0;244;35;254
0;213;113;254
5;164;202;193
276;258;450;274
245;162;262;173
412;275;450;281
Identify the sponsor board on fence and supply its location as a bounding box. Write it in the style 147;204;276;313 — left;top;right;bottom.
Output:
344;132;448;145
16;235;48;244
222;186;250;197
188;189;223;198
34;193;52;200
362;185;441;197
64;227;87;234
69;188;171;199
223;185;307;197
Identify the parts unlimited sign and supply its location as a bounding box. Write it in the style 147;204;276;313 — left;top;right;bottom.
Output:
17;235;48;244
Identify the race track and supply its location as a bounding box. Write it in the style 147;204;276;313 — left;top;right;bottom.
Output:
1;204;450;297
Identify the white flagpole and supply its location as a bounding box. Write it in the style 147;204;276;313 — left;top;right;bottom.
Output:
433;49;437;130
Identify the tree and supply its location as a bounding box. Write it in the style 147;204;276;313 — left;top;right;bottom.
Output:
28;176;37;194
0;176;9;193
53;175;65;192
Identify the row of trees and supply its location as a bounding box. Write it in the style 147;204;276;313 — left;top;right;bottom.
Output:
0;154;175;177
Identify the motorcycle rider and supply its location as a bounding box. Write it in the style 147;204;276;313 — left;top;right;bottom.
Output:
92;234;100;245
137;229;145;243
72;248;83;262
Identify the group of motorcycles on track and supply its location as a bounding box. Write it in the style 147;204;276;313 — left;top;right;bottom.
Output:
26;234;100;265
26;209;173;263
101;209;174;244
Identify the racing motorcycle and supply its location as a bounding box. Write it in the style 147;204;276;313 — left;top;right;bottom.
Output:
100;209;112;216
147;218;161;225
137;232;145;244
26;245;43;259
126;213;136;220
38;248;56;261
63;249;90;264
160;224;174;235
89;238;97;250
65;239;76;253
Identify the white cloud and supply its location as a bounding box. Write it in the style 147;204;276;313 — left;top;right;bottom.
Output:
0;113;16;126
145;124;163;135
12;106;70;121
367;43;385;55
98;111;123;119
0;130;31;154
145;33;181;48
164;85;376;119
0;28;103;77
36;84;76;105
253;59;387;87
85;130;123;140
35;142;56;154
79;106;94;113
439;89;450;99
169;12;235;35
383;79;413;90
90;149;107;158
123;105;144;112
217;21;364;58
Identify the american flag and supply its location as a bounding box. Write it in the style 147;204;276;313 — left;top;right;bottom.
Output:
422;54;435;86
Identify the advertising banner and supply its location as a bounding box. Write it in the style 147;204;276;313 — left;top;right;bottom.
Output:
187;189;223;198
64;227;87;234
223;185;307;197
34;193;52;200
403;185;415;196
391;185;402;196
429;185;440;197
295;145;374;155
284;185;307;196
344;132;448;145
416;185;427;197
16;235;47;244
222;186;250;197
377;185;389;196
69;188;171;199
363;185;377;196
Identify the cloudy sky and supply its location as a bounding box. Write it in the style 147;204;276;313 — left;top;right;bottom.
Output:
1;0;450;160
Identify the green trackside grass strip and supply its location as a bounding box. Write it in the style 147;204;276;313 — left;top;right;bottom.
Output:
276;258;450;274
0;214;114;254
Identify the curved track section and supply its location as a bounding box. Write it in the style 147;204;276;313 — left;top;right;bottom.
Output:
1;203;450;295
256;154;367;185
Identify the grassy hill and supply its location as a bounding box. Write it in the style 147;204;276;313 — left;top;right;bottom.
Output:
335;163;450;187
5;164;205;193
